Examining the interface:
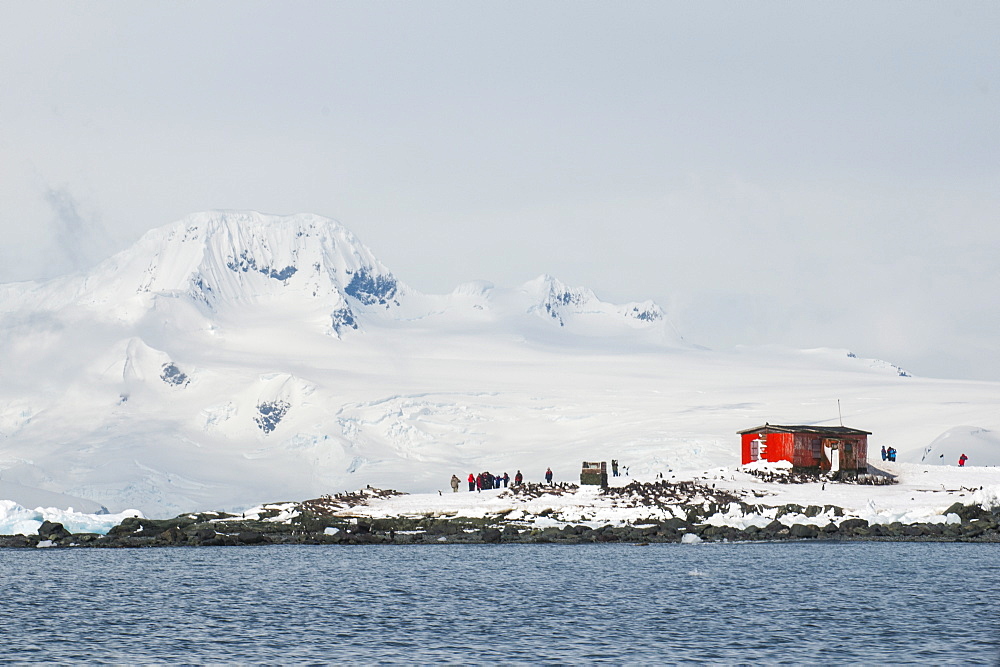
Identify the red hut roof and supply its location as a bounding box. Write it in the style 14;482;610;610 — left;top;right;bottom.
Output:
737;424;872;436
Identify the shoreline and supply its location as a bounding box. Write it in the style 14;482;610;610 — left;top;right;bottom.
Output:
5;479;998;548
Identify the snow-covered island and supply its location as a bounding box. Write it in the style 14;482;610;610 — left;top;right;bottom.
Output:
3;461;998;548
2;211;1000;545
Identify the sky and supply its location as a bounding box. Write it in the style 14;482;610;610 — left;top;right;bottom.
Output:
1;2;998;380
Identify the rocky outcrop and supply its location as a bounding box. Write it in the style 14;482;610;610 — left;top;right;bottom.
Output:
2;491;997;548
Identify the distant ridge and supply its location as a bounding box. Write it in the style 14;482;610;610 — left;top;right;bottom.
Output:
0;211;675;340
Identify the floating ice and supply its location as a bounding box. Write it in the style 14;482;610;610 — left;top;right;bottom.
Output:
0;500;142;536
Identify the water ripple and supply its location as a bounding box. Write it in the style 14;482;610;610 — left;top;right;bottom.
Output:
0;543;997;663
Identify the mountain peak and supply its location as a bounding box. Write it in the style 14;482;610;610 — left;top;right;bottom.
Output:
58;211;403;336
140;210;396;301
521;274;664;329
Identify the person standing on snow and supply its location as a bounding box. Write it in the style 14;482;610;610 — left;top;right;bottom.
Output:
545;467;553;485
502;472;509;488
468;473;475;492
450;475;460;492
959;453;968;467
514;470;523;486
476;473;483;492
881;446;887;461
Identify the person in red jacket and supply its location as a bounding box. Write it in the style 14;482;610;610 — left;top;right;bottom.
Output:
959;453;968;467
468;473;475;491
514;470;523;486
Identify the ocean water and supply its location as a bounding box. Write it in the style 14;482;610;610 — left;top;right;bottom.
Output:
1;542;997;663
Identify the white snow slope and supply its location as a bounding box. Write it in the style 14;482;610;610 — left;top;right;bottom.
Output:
1;210;998;518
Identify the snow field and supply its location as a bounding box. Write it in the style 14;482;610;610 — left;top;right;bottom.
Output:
0;211;997;517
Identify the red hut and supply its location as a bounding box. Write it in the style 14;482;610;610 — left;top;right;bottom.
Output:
738;424;871;473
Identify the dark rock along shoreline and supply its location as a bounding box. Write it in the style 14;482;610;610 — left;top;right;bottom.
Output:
3;481;998;548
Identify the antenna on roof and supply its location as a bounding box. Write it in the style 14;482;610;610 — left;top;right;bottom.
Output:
837;399;843;426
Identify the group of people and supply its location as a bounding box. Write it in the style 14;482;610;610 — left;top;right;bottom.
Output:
449;468;552;492
882;446;971;467
610;460;629;477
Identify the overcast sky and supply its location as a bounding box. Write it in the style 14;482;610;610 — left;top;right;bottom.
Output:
1;2;998;380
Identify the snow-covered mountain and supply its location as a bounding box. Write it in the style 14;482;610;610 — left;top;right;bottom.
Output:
1;211;998;516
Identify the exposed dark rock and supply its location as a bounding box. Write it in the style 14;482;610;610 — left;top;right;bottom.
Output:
776;504;805;518
38;521;72;541
157;526;187;544
962;524;985;538
839;518;869;532
160;363;189;387
331;306;358;334
226;251;297;282
761;520;788;536
425;520;462;535
6;486;998;548
661;517;692;532
0;535;35;548
789;524;819;538
480;528;502;543
254;400;290;434
944;502;992;523
344;269;398;307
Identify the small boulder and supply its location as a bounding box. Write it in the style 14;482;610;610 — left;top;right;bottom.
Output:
480;528;502;543
502;525;521;540
962;524;985;538
38;521;71;541
157;526;187;544
761;520;788;536
790;524;819;538
661;517;691;531
945;502;988;522
839;518;869;532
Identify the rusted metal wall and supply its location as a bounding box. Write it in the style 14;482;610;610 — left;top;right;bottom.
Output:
792;434;869;471
793;434;824;468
